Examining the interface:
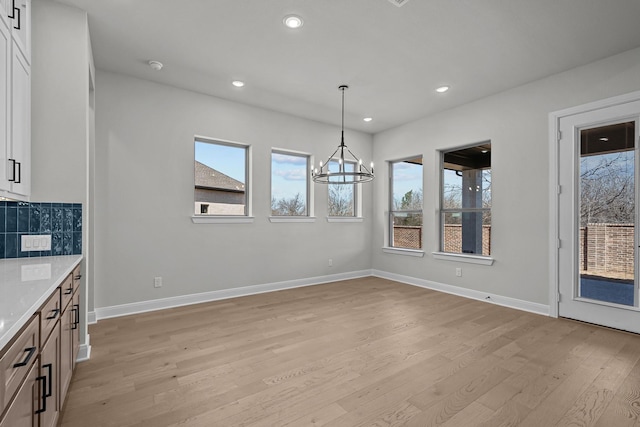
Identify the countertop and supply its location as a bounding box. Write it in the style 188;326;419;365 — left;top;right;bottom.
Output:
0;255;83;349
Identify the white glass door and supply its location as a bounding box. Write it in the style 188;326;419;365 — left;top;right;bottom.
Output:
558;99;640;333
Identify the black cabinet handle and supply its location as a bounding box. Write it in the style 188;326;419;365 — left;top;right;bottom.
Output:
64;286;73;295
74;303;80;325
43;363;53;397
8;0;16;18
36;375;47;414
46;308;60;320
13;346;36;368
12;7;20;30
15;161;21;183
8;1;21;30
71;306;79;330
8;159;16;182
74;274;82;280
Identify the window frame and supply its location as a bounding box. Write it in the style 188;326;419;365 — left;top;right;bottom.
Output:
192;137;252;224
327;158;359;219
388;155;424;251
436;141;493;263
269;148;314;220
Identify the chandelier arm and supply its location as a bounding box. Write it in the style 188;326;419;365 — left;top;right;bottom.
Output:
346;148;373;173
322;146;341;171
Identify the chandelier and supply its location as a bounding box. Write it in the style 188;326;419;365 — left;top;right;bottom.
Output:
311;85;374;184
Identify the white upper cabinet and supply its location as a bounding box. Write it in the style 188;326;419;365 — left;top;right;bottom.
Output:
10;40;29;196
0;0;29;199
0;14;9;194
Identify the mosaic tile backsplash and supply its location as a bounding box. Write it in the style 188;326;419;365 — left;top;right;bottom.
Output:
0;202;82;259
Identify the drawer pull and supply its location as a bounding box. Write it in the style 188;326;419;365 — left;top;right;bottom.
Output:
64;287;73;295
46;308;60;320
43;363;53;397
13;346;36;368
74;274;82;280
36;375;47;414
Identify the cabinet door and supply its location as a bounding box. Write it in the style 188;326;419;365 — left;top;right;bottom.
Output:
0;1;7;25
59;302;72;405
9;40;28;197
71;291;80;370
39;322;59;427
0;360;38;427
7;0;27;62
0;15;9;193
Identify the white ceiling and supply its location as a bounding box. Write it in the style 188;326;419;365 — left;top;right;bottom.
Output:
53;0;640;133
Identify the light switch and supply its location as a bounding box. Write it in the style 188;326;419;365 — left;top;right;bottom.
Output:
21;235;52;251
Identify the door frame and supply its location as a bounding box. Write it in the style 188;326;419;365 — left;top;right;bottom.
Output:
549;89;640;318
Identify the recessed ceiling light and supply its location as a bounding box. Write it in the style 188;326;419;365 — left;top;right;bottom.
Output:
283;15;303;29
232;80;245;88
436;85;450;93
599;137;609;142
363;117;373;122
481;150;488;153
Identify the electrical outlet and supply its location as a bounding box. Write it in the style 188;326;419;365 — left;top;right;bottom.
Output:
455;268;462;277
328;258;333;267
154;276;162;288
21;235;52;251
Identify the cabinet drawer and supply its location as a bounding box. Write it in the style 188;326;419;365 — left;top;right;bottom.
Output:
0;314;38;410
60;273;73;310
39;289;60;347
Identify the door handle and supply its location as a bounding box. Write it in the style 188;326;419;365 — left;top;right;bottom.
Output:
43;363;53;397
35;375;47;414
8;159;15;182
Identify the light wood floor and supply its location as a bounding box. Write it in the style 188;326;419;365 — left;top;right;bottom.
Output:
59;277;640;426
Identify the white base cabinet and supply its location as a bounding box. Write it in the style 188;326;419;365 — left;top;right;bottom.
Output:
0;262;82;426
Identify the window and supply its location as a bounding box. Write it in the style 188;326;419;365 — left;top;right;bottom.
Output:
441;142;491;256
389;156;423;249
194;139;248;216
271;150;310;216
328;160;356;217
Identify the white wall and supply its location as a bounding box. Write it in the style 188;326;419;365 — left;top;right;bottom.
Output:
31;0;92;345
94;71;373;309
31;1;89;203
371;47;640;306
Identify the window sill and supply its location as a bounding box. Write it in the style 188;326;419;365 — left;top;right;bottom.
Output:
432;252;494;265
382;247;425;257
269;217;317;223
191;216;254;224
327;217;364;223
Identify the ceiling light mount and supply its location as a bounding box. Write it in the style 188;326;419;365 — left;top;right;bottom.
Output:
283;15;303;29
312;85;374;185
436;85;450;93
232;80;245;88
148;60;163;71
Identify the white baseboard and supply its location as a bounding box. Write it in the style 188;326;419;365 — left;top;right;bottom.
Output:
92;269;549;323
94;270;372;321
372;269;550;316
87;311;97;325
77;334;91;362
